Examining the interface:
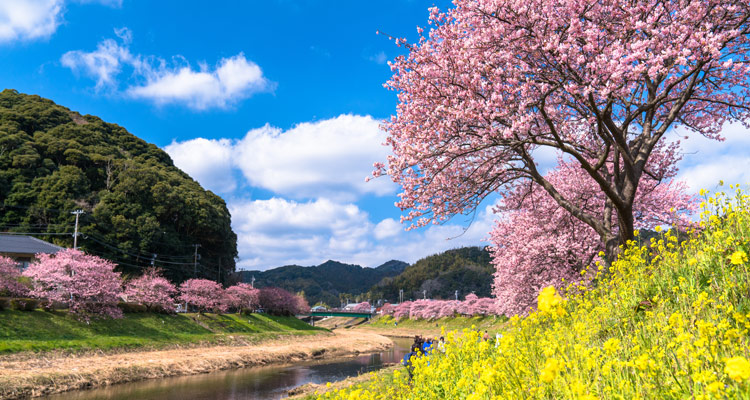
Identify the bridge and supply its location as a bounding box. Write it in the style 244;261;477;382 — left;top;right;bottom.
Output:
299;311;373;326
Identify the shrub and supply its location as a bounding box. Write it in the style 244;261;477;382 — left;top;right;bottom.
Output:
0;297;9;311
117;302;148;313
10;298;39;311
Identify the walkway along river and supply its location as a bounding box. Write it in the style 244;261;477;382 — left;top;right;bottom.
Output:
42;337;413;400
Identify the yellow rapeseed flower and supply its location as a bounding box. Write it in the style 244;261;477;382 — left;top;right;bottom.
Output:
537;286;566;316
725;356;750;382
540;358;563;383
730;250;748;265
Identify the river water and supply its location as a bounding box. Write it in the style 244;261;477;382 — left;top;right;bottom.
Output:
44;337;413;400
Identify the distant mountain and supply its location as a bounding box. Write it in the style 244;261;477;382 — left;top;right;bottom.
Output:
368;247;494;302
237;259;408;306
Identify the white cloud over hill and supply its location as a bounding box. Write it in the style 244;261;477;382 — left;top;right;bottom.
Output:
165;113;493;270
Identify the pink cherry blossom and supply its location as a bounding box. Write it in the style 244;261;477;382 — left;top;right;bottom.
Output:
258;287;309;316
178;279;225;313
377;0;750;258
224;283;260;311
23;249;123;319
490;158;695;316
352;301;372;312
124;268;178;312
0;256;27;297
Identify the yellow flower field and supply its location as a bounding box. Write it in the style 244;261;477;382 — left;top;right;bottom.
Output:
317;185;750;399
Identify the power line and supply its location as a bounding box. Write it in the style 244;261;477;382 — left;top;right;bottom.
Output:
0;231;72;236
83;234;197;265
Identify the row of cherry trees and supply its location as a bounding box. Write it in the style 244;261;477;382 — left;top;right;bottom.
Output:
0;249;309;319
380;294;499;321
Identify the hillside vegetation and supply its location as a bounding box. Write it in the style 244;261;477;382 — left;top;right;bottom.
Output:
0;90;236;282
319;187;750;399
0;310;323;354
370;247;494;302
239;260;408;306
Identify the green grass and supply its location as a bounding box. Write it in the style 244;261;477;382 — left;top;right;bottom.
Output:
367;314;507;333
0;311;325;354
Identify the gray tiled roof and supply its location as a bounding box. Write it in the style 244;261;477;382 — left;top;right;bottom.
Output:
0;234;64;255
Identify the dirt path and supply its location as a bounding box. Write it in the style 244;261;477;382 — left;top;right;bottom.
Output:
0;330;393;399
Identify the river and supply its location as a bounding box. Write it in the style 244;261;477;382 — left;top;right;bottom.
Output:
43;337;413;400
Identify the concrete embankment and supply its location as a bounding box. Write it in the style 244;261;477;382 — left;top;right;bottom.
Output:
0;330;393;399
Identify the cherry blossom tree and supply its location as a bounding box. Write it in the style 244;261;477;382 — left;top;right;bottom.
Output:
352;301;372;312
224;283;260;312
23;249;123;319
380;303;396;315
124;268;178;312
376;0;750;258
258;287;308;316
491;158;695;316
179;279;225;313
393;301;412;320
0;256;27;297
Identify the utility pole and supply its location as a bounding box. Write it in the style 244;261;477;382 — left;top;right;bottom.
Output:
251;275;255;288
423;290;426;300
455;290;458;301
399;289;403;304
193;244;201;277
71;210;84;249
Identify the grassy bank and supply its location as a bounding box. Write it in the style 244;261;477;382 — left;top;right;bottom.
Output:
318;188;750;399
0;311;324;354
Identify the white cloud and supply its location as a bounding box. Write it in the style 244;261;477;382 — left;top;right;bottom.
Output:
673;123;750;192
61;37;135;89
166;114;396;199
374;218;400;240
62;31;270;109
229;197;374;269
234;115;395;199
0;0;63;43
0;0;121;44
164;138;236;194
128;54;270;109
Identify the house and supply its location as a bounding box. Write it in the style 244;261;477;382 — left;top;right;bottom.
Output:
311;305;327;312
0;234;64;270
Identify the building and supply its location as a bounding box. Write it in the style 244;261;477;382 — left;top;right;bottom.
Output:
0;234;64;270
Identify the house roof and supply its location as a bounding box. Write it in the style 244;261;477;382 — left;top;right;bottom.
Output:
0;234;64;255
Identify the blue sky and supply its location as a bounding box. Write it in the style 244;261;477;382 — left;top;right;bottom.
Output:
1;0;748;270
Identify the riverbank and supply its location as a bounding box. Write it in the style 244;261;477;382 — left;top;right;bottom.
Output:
0;310;322;354
0;329;393;399
287;364;401;399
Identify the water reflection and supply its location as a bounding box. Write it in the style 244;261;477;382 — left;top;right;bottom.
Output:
45;337;412;400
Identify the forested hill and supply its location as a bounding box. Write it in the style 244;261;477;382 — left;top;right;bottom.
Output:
369;247;494;302
0;90;237;282
238;260;408;307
